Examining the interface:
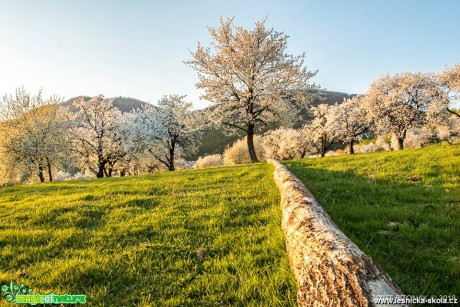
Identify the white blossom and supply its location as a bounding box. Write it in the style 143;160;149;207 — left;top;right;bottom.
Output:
186;17;319;162
127;95;203;171
263;127;315;160
308;104;340;157
194;154;224;169
364;72;440;150
0;87;67;182
65;95;126;178
326;95;370;154
438;64;460;118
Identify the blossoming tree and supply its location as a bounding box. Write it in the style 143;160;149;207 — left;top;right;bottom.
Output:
327;95;370;154
364;72;440;150
186;17;319;162
65;95;126;178
0;88;67;182
436;64;460;119
128;95;202;171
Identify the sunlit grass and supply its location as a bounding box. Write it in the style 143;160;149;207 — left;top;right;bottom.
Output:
285;143;460;296
0;164;296;306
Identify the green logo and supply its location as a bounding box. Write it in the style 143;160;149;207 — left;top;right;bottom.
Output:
1;281;86;305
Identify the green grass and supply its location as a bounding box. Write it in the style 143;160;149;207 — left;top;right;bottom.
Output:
0;164;296;306
285;143;460;296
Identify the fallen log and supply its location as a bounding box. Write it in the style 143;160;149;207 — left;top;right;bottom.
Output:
268;160;405;307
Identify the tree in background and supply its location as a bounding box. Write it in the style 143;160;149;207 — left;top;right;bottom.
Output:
65;95;126;178
435;64;460;119
263;127;316;160
0;88;67;182
186;17;319;163
364;72;440;150
128;95;202;171
327;95;369;154
308;104;339;157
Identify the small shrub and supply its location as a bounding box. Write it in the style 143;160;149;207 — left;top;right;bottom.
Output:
325;151;340;157
375;137;391;151
175;159;194;170
224;136;265;165
55;171;72;182
194;154;224;169
262;128;314;160
71;172;91;180
357;143;378;153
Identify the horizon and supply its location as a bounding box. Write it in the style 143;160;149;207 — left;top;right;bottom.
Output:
0;0;459;109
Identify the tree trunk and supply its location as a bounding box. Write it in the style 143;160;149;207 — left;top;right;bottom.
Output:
38;165;45;183
348;139;355;154
46;157;53;182
97;160;105;178
320;135;326;157
397;138;404;150
168;141;176;171
105;162;115;177
120;169;126;177
247;124;259;163
395;130;406;150
300;149;307;158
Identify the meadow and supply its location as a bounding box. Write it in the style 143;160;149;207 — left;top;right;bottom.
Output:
0;164;296;306
285;143;460;296
1;143;459;305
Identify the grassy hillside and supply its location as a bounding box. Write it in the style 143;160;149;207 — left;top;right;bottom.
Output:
0;165;296;306
285;144;460;296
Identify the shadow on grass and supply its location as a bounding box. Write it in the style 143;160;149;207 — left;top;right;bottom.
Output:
285;161;460;296
0;164;296;306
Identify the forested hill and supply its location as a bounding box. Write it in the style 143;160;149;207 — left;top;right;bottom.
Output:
61;91;352;159
61;96;149;113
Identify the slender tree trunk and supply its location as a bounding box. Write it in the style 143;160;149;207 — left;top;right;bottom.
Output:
46;157;53;182
247;124;259;163
96;141;106;177
168;141;176;171
320;135;326;157
38;165;45;183
348;139;355;154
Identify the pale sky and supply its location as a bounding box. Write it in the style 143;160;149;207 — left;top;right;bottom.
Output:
0;0;459;109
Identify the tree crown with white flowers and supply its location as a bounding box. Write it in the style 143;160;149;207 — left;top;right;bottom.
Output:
186;17;319;162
